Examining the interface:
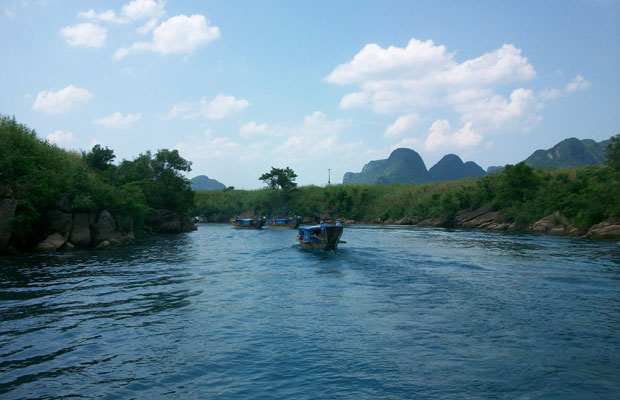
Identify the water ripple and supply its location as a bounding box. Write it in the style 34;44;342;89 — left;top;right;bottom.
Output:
1;225;619;398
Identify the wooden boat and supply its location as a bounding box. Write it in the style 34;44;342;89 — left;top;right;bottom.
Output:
296;221;345;251
232;216;266;229
267;216;302;229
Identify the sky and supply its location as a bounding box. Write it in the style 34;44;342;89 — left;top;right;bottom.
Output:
1;0;619;189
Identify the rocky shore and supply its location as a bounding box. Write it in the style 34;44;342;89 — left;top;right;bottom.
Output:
294;206;620;241
353;207;620;240
0;198;196;254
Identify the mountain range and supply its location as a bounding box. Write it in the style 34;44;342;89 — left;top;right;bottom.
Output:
343;136;611;185
342;148;485;185
523;137;609;170
190;175;226;191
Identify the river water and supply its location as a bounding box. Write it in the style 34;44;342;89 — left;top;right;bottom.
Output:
1;224;619;399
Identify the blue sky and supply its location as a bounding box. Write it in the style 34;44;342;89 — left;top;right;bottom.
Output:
1;0;619;189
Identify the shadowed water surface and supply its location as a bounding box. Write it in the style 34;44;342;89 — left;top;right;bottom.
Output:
1;224;619;399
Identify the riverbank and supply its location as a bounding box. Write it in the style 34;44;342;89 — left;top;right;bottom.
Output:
193;163;620;243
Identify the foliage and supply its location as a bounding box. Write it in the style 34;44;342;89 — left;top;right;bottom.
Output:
0;116;194;250
83;144;116;171
193;162;620;232
605;133;620;171
259;167;298;190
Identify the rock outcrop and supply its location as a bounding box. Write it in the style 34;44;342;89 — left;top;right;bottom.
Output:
586;219;620;240
36;232;70;252
531;211;580;236
146;209;197;233
455;207;511;230
70;213;91;247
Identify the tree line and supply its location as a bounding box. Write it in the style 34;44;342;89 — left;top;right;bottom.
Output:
0;116;194;250
194;134;620;231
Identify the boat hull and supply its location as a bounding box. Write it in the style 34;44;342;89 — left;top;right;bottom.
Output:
232;218;265;229
297;224;343;251
267;217;301;229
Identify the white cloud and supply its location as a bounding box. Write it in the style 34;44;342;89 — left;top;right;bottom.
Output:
175;130;239;161
200;95;249;119
395;120;482;152
339;91;370;109
60;23;106;48
45;130;74;147
114;14;219;59
79;9;125;24
94;112;142;128
326;38;542;142
165;95;249;120
122;0;165;21
164;102;198;119
384;114;421;138
239;121;268;138
32;85;93;114
565;74;591;93
271;112;355;158
456;88;541;131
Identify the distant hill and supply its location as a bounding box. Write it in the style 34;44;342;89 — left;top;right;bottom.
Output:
523;137;609;170
342;148;485;185
190;175;226;191
429;154;486;182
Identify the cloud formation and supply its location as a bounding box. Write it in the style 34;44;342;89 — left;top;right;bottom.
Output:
327;39;536;115
384;114;421;138
32;85;93;114
60;23;106;47
94;112;142;128
166;95;250;120
325;38;594;153
45;130;74;147
114;14;220;59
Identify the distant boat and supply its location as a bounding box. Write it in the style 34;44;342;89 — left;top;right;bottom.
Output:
232;216;266;229
296;221;345;251
267;216;302;229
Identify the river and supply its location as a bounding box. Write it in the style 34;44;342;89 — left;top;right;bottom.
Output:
1;224;619;399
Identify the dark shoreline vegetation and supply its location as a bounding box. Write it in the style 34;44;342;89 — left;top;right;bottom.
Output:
1;116;620;254
0;116;196;254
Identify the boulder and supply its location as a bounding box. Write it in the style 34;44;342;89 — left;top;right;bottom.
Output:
36;232;69;252
532;211;579;236
96;240;111;250
70;213;91;247
60;241;76;252
417;218;446;227
455;206;492;225
42;209;73;234
93;210;117;243
394;216;417;225
147;209;181;233
0;199;17;251
383;219;395;225
586;219;620;240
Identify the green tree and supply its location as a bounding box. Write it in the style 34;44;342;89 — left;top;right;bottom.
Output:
83;144;116;171
605;133;620;171
259;167;298;190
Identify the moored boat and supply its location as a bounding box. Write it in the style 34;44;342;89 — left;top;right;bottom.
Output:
232;216;266;229
296;221;344;251
267;216;302;229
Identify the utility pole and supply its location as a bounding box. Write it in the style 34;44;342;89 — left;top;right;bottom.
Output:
328;168;331;186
